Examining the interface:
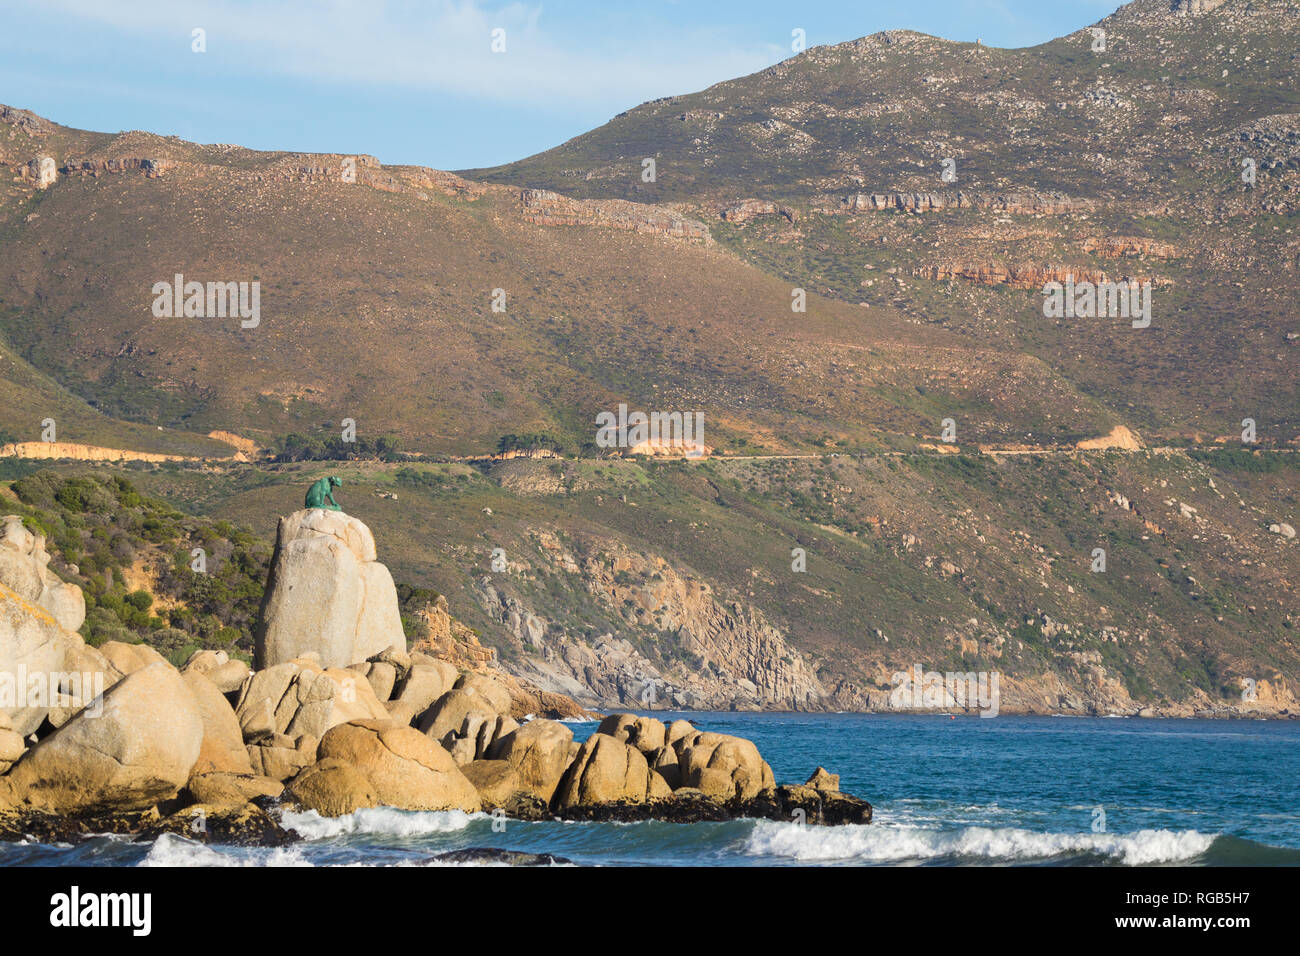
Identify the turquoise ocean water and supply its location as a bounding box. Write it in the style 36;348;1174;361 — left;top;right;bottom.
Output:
3;714;1297;866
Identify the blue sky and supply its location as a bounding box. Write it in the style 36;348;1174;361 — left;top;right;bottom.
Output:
0;1;1119;171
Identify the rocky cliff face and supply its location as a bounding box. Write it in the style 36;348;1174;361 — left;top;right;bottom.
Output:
0;442;195;463
518;189;712;242
911;261;1167;290
819;190;1094;217
719;199;798;224
473;531;824;710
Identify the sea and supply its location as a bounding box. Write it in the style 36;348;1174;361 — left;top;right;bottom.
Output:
3;713;1297;867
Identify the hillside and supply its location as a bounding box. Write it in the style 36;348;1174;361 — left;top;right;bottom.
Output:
9;446;1291;717
0;0;1296;716
0;107;1116;458
466;0;1300;442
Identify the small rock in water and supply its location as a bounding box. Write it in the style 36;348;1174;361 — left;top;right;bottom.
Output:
426;847;573;866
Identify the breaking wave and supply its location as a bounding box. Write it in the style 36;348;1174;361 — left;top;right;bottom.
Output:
742;821;1217;865
281;807;479;840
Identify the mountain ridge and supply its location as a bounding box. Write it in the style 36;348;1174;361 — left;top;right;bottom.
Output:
0;0;1296;715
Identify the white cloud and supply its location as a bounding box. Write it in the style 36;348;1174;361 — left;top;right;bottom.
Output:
33;0;779;108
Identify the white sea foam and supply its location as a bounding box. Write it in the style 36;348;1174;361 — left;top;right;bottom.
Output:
139;833;313;867
743;821;1216;865
281;806;478;840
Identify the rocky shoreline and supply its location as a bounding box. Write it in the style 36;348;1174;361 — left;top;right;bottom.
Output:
0;509;871;849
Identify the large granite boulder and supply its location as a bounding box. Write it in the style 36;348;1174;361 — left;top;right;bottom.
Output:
311;719;481;813
486;718;574;802
182;670;254;774
418;685;516;763
0;516;84;633
2;662;203;812
675;731;774;800
0;517;92;736
234;658;390;741
597;713;666;755
284;757;378;817
254;510;405;669
553;732;670;810
0;583;68;737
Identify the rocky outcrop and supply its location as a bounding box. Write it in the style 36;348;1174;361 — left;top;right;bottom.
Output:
475;534;825;710
408;597;589;719
519;189;711;242
552;733;664;809
1076;425;1142;451
409;595;495;668
0;516;84;633
255;510;405;669
417;678;518;764
719;199;799;224
313;719;481;813
234;657;391;740
823;190;1092;216
805;766;840;792
544;712;869;825
485;718;574;801
60;156;174;178
626;436;713;457
676;730;775;800
0;517;88;735
0;506;872;839
206;430;260;457
2;663;203;812
257;152;490;203
1081;236;1178;259
0;105;48;135
912;260;1165;290
1172;0;1227;14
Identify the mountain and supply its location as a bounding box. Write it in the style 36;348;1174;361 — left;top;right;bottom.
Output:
0;105;1109;458
466;0;1300;442
0;0;1296;715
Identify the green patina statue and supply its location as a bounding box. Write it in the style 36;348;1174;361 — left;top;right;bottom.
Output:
304;475;343;512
